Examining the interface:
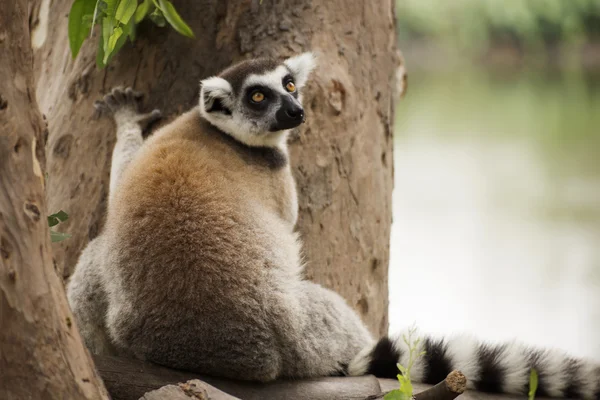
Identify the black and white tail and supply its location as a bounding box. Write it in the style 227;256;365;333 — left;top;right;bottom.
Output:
348;328;600;398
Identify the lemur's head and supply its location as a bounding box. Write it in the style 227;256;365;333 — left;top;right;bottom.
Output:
199;52;316;148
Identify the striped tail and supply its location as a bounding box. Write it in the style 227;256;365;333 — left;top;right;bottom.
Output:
348;328;600;399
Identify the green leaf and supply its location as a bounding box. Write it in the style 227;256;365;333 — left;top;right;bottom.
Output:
528;368;538;400
96;26;106;69
90;0;102;35
158;0;194;38
112;25;130;54
135;0;152;23
115;0;138;25
105;26;124;63
47;210;69;227
397;375;413;397
383;389;410;400
68;0;97;58
100;26;131;68
102;16;114;58
50;230;72;243
101;16;119;64
124;16;136;41
98;15;129;68
103;0;119;16
108;26;124;50
149;7;166;27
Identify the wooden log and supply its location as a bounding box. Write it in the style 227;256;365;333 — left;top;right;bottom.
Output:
94;355;383;400
97;355;550;400
139;380;240;400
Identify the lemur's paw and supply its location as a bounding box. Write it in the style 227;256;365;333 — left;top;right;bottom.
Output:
93;87;162;131
94;87;143;115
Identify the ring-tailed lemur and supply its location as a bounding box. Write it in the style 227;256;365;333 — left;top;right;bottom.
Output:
67;53;600;398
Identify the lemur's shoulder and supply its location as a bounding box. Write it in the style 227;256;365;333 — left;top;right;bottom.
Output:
110;107;297;228
144;107;289;171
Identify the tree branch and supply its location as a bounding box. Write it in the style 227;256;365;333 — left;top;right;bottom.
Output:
413;370;467;400
368;371;467;400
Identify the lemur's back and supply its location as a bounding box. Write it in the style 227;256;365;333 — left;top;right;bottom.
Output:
101;110;303;377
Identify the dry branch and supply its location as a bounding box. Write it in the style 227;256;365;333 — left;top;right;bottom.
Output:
369;371;467;400
413;370;467;400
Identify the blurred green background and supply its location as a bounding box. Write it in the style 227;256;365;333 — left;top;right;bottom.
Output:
389;0;600;359
396;0;600;65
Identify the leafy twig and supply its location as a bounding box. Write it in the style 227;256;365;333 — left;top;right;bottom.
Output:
528;368;538;400
68;0;194;69
384;325;426;400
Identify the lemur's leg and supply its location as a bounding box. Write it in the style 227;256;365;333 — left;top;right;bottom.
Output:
93;87;161;204
67;236;117;355
276;281;375;379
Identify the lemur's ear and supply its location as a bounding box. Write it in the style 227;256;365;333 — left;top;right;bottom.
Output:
200;77;233;115
284;52;316;89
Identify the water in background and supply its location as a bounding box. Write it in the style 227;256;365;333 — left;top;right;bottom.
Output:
388;66;600;360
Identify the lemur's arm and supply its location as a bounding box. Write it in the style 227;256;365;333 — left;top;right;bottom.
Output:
93;87;161;204
68;88;161;356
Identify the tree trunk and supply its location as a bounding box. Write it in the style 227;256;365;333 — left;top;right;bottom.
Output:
0;1;109;399
33;0;402;336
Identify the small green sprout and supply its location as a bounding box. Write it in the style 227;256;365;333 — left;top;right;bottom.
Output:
528;368;538;400
384;325;426;400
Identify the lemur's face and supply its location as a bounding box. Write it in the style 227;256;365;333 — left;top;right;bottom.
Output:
199;52;316;148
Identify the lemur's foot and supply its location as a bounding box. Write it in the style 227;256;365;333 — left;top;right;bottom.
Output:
94;86;162;132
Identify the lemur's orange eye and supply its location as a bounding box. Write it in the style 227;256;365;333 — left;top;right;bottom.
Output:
285;81;296;92
251;92;265;102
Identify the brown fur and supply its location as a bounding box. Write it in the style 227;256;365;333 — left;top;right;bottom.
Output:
115;110;298;226
101;109;304;378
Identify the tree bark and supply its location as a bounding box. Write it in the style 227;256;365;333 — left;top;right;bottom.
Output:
33;0;402;336
0;1;109;399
